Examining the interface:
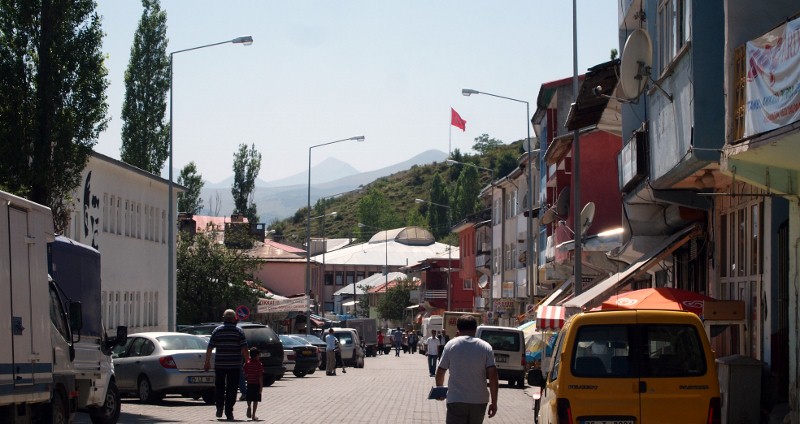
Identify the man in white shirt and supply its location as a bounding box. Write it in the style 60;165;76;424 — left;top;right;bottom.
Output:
324;329;338;376
435;315;499;423
425;329;442;377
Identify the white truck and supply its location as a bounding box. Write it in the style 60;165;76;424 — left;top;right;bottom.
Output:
0;190;125;423
418;315;443;355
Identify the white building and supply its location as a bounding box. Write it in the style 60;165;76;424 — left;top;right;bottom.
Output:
62;152;179;333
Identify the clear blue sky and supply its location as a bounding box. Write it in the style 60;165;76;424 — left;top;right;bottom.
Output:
95;1;620;184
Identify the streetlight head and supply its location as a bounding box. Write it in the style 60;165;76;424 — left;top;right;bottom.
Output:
232;36;254;45
357;223;366;228
446;159;458;166
329;211;337;217
350;135;365;142
414;198;425;204
462;88;479;96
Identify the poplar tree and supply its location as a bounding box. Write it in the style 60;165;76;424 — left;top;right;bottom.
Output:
119;0;170;173
177;162;203;214
231;143;261;223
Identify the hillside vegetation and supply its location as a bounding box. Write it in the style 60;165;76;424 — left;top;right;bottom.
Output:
269;136;528;247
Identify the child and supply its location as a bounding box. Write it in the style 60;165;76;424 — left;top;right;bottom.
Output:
243;347;264;421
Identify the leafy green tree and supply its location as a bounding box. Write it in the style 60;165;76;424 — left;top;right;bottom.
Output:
119;0;170;173
357;188;396;238
496;151;519;179
231;143;262;223
176;229;259;324
451;165;480;222
177;161;203;214
356;284;370;317
472;133;503;155
0;0;109;231
424;173;450;239
376;278;414;322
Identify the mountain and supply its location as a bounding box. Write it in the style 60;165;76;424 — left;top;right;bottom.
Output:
199;149;447;223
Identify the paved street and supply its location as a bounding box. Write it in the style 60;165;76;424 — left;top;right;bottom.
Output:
74;350;536;423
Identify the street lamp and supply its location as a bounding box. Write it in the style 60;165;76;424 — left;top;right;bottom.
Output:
462;87;536;317
308;211;336;318
445;159;495;312
167;35;253;331
414;198;453;311
306;136;365;334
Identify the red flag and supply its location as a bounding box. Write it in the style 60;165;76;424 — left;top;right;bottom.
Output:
451;108;466;131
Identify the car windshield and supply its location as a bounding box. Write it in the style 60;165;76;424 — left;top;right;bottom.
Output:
241;326;279;344
279;335;304;347
296;334;324;345
156;334;208;351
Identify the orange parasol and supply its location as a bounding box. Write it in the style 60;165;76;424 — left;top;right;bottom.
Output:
599;287;716;316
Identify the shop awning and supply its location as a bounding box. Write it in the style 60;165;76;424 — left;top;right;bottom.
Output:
564;224;702;312
536;305;566;331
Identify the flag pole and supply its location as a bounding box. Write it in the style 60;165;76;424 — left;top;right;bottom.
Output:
448;112;452;157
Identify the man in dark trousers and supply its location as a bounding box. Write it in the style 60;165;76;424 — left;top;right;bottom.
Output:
205;309;249;421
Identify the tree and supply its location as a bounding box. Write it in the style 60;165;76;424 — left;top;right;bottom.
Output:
231;143;261;223
451;165;480;222
177;161;203;214
176;229;259;324
472;133;503;155
357;188;397;238
0;0;109;232
119;0;170;174
424;173;450;239
376;278;414;322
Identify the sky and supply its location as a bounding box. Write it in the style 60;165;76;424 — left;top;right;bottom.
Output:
94;1;621;185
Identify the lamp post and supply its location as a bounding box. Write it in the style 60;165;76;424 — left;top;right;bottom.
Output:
415;198;453;311
571;0;583;296
306;136;364;334
462;88;536;318
445;159;494;312
167;35;252;331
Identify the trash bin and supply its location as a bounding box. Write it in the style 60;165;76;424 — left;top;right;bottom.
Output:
716;354;763;424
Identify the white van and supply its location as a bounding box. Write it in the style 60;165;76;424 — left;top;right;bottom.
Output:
419;315;443;354
476;325;527;388
331;327;365;368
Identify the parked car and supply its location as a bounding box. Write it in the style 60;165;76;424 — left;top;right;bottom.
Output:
279;335;320;377
475;325;527;388
112;332;215;404
289;334;327;371
179;322;285;386
330;327;366;368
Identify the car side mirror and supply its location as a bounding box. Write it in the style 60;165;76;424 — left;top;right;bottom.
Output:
527;369;545;388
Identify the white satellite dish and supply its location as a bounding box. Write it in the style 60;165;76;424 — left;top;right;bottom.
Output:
579;202;596;237
541;208;557;226
619;29;652;100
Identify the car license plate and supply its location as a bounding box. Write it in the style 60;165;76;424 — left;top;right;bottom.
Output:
189;376;214;384
260;352;271;358
582;420;633;424
495;354;508;363
301;349;313;356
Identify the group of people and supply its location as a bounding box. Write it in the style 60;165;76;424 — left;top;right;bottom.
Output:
376;328;419;356
204;310;500;424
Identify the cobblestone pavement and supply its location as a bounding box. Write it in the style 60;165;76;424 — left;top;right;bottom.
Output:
74;349;536;423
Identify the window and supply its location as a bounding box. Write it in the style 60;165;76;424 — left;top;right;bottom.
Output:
463;279;473;290
161;210;167;244
346;271;355;285
324;272;334;286
335;272;344;285
657;0;691;74
109;196;116;234
493;199;501;225
103;194;108;232
116;198;121;235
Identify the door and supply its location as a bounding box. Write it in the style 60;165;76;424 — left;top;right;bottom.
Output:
9;207;34;388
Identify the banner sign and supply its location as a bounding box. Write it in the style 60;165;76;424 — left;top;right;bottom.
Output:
257;296;307;314
745;17;800;136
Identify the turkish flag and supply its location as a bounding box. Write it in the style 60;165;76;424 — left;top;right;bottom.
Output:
451;108;466;131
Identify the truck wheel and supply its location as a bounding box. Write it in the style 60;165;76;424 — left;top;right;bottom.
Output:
262;375;276;387
293;370;307;378
516;376;525;389
51;390;68;424
89;380;121;424
138;376;164;404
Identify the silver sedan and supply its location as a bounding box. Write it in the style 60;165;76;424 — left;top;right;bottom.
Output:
112;332;215;404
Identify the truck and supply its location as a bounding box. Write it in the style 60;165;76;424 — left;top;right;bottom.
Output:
343;318;378;357
0;190;125;423
442;311;483;341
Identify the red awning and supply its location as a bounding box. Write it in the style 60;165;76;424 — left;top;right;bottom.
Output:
536;305;565;331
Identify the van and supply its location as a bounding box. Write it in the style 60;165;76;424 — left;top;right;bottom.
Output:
528;310;721;424
419;315;443;354
330;327;366;368
475;325;526;388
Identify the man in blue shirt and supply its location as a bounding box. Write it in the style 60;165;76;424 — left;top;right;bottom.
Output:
324;328;339;375
205;309;248;421
392;327;404;357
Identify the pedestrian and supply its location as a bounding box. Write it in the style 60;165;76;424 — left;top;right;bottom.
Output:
409;331;418;354
325;328;338;375
402;331;409;353
425;329;442;377
204;309;249;421
392;327;403;357
243;347;263;421
377;331;385;355
434;314;499;424
334;338;346;374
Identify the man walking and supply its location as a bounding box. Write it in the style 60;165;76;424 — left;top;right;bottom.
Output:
204;309;248;421
425;329;442;377
325;328;338;375
435;315;499;423
392;327;403;357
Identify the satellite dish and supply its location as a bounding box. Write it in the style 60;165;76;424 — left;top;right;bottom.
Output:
541;208;557;226
619;29;653;100
579;202;596;237
555;187;570;217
